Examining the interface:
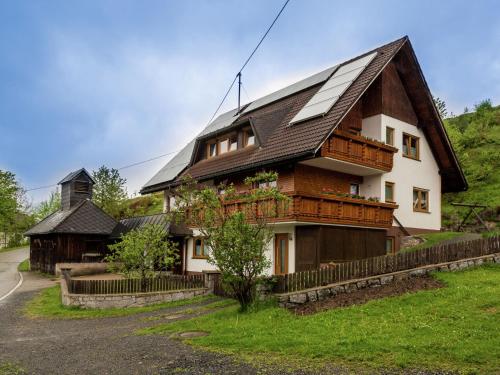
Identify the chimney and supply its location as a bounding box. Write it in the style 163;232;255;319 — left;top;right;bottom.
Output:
58;168;95;211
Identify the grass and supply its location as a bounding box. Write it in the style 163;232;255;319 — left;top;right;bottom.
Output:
17;259;30;272
25;285;214;319
400;231;466;252
139;264;500;374
0;362;25;375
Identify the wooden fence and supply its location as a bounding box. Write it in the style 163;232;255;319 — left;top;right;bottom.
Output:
274;235;500;294
66;274;205;295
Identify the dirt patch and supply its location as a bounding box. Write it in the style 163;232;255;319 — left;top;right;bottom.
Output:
292;276;444;315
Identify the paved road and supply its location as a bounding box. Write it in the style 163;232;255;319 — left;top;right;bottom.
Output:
0;247;29;300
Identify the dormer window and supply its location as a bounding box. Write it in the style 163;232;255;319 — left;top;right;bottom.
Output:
219;139;229;154
208;143;217;158
244;129;255;147
229;137;238;151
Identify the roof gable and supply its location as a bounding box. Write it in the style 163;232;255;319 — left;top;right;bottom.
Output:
58;168;95;185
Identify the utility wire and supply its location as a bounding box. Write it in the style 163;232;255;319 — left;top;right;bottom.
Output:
206;0;290;125
26;0;291;193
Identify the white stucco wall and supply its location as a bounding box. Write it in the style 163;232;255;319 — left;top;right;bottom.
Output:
184;224;296;275
360;114;441;230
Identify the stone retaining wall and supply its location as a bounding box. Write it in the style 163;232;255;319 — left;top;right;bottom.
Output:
277;253;500;308
60;277;209;309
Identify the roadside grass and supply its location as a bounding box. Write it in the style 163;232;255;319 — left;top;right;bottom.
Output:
400;231;466;252
139;264;500;374
25;285;214;319
17;259;30;272
0;362;25;375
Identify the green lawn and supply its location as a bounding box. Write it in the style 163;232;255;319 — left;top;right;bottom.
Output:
17;259;30;272
0;362;25;375
400;231;466;252
25;285;214;319
140;264;500;374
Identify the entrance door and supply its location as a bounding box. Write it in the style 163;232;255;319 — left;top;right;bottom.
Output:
274;233;289;275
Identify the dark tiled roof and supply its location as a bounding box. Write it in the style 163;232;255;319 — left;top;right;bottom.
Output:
58;168;95;184
25;200;117;236
176;38;405;183
110;213;191;239
141;36;466;193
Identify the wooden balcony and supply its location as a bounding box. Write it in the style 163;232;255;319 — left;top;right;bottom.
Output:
320;130;398;172
221;192;398;228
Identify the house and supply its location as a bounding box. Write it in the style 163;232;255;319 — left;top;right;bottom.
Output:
140;36;466;275
25;169;117;274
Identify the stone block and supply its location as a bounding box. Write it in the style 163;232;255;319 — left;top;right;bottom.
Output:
317;288;330;300
307;291;318;302
330;285;344;295
356;280;368;289
345;283;358;293
409;269;426;277
289;293;307;304
438;265;449;272
457;261;468;270
449;263;458;271
475;259;484;266
380;275;394;285
367;278;381;287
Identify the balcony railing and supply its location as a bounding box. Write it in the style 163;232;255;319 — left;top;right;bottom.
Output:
220;192;397;228
320;130;398;172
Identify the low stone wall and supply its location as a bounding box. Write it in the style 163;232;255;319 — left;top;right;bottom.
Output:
55;262;109;277
277;253;500;308
60;276;209;309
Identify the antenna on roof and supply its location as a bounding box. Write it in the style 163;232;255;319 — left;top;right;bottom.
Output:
237;72;242;113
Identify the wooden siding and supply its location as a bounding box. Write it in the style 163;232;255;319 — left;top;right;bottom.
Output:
361;61;418;126
321;130;397;171
295;226;386;271
294;164;362;195
30;234;108;274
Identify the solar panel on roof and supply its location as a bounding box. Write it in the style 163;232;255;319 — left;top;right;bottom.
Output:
289;52;377;125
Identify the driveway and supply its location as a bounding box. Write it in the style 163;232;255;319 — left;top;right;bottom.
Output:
0;272;319;375
0;247;29;301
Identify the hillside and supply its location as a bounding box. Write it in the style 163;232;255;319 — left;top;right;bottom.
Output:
442;100;500;229
120;192;164;218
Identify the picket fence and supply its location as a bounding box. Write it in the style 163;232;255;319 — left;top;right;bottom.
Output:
274;235;499;293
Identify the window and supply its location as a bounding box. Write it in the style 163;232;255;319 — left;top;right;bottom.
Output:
403;133;419;159
193;238;207;258
219;139;229;154
229;138;238;151
386;127;394;146
350;183;360;195
413;187;429;212
385;182;395;202
207;143;217;158
386;237;395;254
244;129;255;147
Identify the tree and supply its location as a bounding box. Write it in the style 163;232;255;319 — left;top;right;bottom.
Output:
433;96;448;119
0;170;32;247
173;172;289;311
92;166;128;219
106;224;179;291
33;190;61;222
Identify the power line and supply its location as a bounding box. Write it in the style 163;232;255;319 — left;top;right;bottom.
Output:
25;150;180;192
206;0;291;125
26;1;291;194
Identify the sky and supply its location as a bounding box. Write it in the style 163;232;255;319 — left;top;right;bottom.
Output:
1;0;499;206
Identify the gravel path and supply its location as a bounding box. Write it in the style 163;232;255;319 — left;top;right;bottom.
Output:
0;273;318;375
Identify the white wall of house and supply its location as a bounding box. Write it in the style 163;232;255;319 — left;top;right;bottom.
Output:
361;114;441;230
184;224;296;275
